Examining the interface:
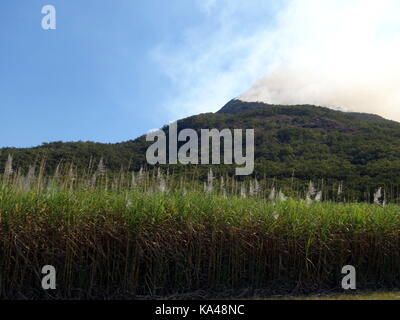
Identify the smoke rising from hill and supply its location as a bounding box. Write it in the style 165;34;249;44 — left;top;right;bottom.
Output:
239;0;400;120
156;0;400;121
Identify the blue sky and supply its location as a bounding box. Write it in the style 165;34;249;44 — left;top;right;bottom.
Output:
0;0;283;147
4;1;399;148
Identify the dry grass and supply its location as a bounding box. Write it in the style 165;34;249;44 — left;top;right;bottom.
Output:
265;291;400;300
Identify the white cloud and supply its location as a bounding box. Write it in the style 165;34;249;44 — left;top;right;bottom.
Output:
152;0;282;118
154;0;400;121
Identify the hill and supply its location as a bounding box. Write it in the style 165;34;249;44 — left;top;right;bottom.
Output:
2;99;400;199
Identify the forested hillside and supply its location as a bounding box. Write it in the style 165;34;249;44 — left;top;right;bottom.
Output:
2;100;400;199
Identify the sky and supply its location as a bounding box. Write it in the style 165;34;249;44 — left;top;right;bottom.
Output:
1;0;400;148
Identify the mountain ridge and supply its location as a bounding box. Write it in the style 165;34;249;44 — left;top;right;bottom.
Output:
2;100;400;199
218;99;394;124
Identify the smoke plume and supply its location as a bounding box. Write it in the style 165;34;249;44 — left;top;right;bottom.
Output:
239;0;400;120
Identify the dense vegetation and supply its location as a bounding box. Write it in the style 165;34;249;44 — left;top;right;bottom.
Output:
2;100;400;200
2;100;400;299
1;169;400;299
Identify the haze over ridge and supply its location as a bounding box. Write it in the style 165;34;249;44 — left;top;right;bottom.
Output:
239;0;400;121
158;0;400;122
